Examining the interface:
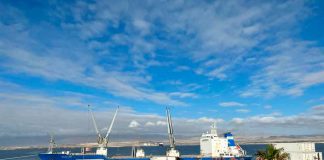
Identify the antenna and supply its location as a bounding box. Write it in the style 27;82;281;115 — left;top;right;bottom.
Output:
47;133;55;153
210;121;218;135
166;107;175;149
88;105;103;144
104;106;119;146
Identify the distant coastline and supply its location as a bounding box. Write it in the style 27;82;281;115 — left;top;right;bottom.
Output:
2;135;324;150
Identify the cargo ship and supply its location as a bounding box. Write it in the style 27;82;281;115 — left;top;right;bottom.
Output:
39;107;252;160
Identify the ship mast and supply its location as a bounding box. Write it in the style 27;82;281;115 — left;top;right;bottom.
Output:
47;134;55;154
210;121;218;135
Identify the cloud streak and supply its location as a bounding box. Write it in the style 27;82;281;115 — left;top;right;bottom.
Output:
241;40;324;97
219;102;246;107
230;104;324;135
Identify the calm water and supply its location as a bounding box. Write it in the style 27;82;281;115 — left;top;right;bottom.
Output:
0;144;323;160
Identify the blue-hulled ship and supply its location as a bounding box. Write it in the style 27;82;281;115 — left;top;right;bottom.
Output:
39;107;252;160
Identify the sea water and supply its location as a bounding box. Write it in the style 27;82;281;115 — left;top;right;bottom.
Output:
1;144;324;160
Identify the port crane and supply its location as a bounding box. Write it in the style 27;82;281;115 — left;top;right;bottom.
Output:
165;107;180;157
88;105;119;155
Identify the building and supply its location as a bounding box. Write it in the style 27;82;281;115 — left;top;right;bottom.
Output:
274;143;322;160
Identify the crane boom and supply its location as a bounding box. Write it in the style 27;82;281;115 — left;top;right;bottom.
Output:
166;107;175;149
88;105;102;140
104;106;119;143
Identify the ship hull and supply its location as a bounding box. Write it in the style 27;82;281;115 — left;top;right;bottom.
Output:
39;154;252;160
39;153;108;160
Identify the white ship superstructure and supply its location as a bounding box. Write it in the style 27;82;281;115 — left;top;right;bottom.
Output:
200;123;246;158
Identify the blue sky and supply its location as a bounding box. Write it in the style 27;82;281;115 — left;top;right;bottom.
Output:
0;0;324;139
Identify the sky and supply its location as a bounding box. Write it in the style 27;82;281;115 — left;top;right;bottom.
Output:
0;0;324;144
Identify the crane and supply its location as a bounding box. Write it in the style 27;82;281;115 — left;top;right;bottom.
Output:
88;105;119;148
165;107;180;157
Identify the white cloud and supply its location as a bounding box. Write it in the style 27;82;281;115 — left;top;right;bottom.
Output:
186;117;224;124
219;102;246;107
231;118;244;124
144;121;167;126
145;120;167;127
311;104;324;111
198;117;224;123
164;80;183;85
174;66;190;72
241;40;324;98
185;1;307;80
0;85;323;140
144;121;155;126
0;37;186;107
0;1;191;107
206;66;228;80
128;120;141;128
0;84;219;138
57;0;311;82
264;105;272;109
156;121;167;126
228;104;324;135
0;84;228;138
253;116;276;123
1;0;320;103
133;19;150;35
169;92;198;98
235;109;250;113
